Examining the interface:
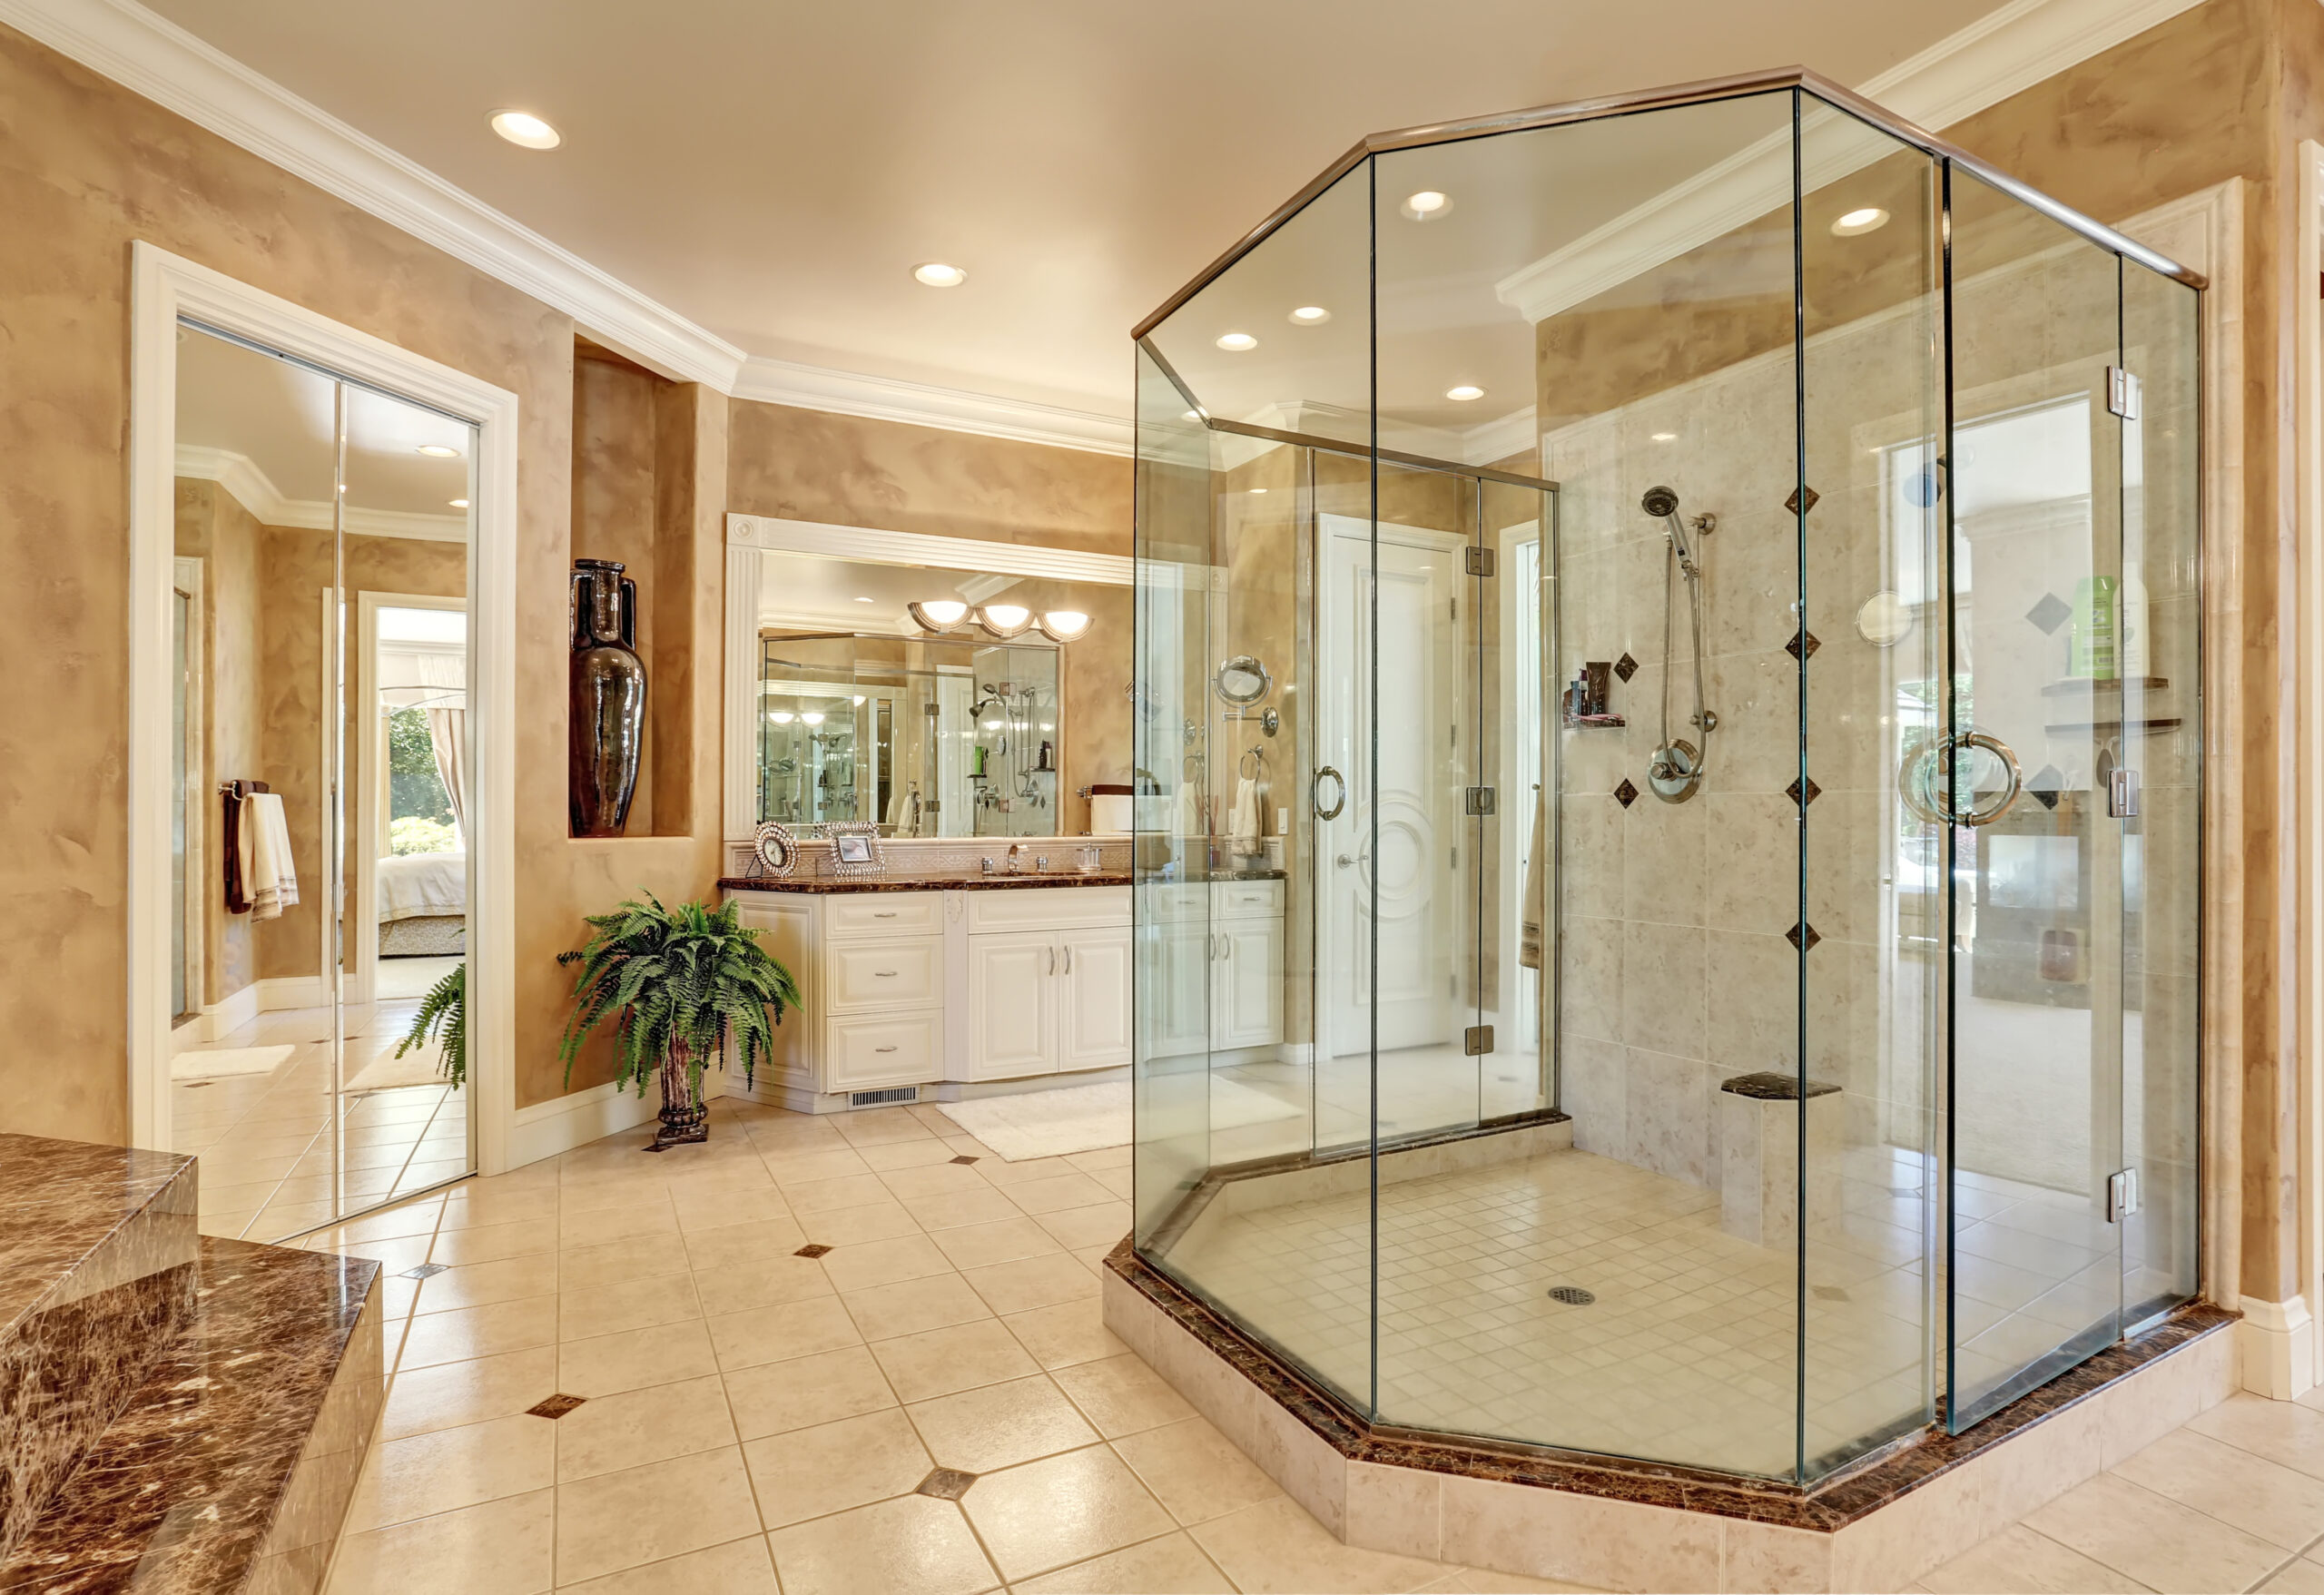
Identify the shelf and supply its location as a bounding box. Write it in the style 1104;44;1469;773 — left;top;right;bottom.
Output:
2043;718;2183;735
2039;676;2169;696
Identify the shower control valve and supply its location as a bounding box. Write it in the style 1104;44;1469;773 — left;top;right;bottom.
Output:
1693;710;1720;734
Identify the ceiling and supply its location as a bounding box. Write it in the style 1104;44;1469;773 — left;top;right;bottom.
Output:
137;0;2009;420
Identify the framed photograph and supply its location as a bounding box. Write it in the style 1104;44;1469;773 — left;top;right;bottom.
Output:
825;822;883;877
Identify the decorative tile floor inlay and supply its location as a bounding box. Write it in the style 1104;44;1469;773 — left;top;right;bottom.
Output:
793;1243;832;1257
398;1262;448;1280
949;1155;980;1165
525;1393;586;1420
915;1467;977;1501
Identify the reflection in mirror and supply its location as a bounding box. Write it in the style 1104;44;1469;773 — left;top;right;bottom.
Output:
167;321;476;1243
1213;653;1273;705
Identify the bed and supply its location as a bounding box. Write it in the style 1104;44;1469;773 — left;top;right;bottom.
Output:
377;851;466;956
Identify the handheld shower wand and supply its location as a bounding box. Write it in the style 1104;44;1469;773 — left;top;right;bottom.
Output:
1640;487;1717;802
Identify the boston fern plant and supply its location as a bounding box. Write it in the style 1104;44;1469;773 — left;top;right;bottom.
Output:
556;895;800;1148
395;961;467;1087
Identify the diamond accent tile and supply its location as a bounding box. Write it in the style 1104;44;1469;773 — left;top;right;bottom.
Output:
1613;778;1640;810
1612;653;1640;684
1785;485;1820;516
2025;592;2073;635
1786;776;1822;808
949;1155;980;1166
1812;1285;1852;1303
794;1244;833;1258
527;1393;586;1420
1785;629;1821;661
917;1467;977;1500
399;1263;448;1280
1786;921;1822;952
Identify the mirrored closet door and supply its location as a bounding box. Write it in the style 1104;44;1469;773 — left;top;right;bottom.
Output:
166;320;476;1242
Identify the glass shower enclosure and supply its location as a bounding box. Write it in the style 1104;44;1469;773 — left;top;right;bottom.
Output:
1129;70;2201;1482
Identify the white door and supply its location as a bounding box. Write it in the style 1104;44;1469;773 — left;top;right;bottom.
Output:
1318;519;1459;1057
967;931;1054;1078
1059;927;1134;1070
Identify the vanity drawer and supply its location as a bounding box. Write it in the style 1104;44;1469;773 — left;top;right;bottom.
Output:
826;1009;940;1091
1215;880;1284;921
825;937;942;1011
967;885;1130;933
826;893;941;939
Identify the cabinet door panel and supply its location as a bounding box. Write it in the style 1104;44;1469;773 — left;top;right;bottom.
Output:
967;932;1054;1078
1141;920;1210;1061
1059;927;1133;1071
1216;921;1284;1049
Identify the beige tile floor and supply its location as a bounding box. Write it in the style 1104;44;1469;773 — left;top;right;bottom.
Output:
173;988;469;1243
297;1094;2324;1594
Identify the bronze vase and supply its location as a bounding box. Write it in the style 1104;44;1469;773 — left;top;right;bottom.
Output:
649;1047;709;1151
569;558;645;837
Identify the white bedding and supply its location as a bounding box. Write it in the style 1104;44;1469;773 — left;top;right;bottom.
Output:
378;851;466;922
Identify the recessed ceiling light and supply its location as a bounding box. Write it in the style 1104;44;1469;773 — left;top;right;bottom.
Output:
1832;206;1890;236
448;497;469;508
1402;190;1452;221
488;111;561;150
1650;431;1678;441
417;443;461;458
1216;331;1257;351
1445;385;1485;402
1289;306;1331;325
912;261;968;288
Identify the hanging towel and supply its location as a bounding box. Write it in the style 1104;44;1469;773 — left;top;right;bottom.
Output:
1228;775;1262;857
1519;792;1546;970
1175;779;1203;841
241;793;300;921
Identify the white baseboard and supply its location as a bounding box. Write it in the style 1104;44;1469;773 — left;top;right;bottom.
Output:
2239;1295;2317;1399
507;1068;732;1167
186;974;332;1043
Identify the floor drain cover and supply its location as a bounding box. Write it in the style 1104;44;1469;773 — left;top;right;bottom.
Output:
1547;1285;1595;1305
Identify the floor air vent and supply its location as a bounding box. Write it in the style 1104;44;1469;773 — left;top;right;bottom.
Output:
850;1087;919;1108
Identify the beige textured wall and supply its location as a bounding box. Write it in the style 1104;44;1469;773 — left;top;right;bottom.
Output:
0;21;725;1137
172;478;259;1007
726;399;1136;832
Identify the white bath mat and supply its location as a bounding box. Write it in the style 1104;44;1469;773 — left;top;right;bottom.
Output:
937;1083;1129;1160
171;1045;295;1082
932;1077;1305;1161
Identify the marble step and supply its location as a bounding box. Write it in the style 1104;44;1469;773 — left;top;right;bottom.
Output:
0;1135;200;1563
0;1236;383;1595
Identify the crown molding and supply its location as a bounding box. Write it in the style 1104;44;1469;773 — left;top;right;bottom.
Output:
1495;0;2204;323
731;357;1134;457
0;0;750;388
176;443;468;542
727;514;1133;586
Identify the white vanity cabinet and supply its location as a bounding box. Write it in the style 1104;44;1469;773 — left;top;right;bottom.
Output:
724;880;1133;1111
1137;878;1285;1059
959;888;1133;1080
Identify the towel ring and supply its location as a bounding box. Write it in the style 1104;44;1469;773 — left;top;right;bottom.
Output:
1240;745;1268;780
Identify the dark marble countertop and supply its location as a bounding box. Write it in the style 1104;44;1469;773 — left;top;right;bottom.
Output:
722;871;1133;894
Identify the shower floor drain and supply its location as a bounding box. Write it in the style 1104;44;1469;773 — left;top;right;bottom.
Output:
1546;1285;1596;1305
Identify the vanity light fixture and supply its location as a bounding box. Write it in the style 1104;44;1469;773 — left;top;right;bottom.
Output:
489;111;561;149
800;712;824;725
1402;190;1452;221
417;443;462;458
907;598;971;632
1445;384;1485;402
1038;610;1092;642
912;261;969;288
1289;305;1331;324
769;711;795;724
976;602;1035;638
1216;331;1257;351
1831;206;1890;236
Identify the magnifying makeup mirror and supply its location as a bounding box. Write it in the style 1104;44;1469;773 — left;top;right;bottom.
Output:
1214;654;1273;706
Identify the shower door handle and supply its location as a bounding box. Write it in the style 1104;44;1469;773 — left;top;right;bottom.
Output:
1899;731;2024;828
1313;765;1346;821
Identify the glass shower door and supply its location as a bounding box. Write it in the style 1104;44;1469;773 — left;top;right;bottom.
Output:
1944;176;2128;1428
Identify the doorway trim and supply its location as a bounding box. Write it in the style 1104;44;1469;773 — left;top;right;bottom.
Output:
127;242;518;1177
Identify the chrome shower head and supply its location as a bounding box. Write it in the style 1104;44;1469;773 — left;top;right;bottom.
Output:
1640;486;1679;519
1641;485;1696;566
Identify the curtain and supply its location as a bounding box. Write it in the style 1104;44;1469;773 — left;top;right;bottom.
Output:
426;707;468;839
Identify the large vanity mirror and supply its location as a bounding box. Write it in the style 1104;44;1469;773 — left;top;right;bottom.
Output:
724;527;1133;845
